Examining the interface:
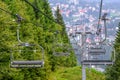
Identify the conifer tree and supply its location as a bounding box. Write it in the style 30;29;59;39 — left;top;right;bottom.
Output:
55;6;65;27
106;23;120;80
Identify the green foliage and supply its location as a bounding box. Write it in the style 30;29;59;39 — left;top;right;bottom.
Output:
0;0;76;80
105;23;120;80
55;6;65;27
49;66;105;80
54;6;68;40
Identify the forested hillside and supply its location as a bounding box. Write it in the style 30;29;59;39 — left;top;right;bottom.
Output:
0;0;76;80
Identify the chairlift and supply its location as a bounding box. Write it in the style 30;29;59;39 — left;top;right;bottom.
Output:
81;11;114;65
10;23;44;68
10;42;44;68
53;43;72;57
82;43;115;65
53;30;73;57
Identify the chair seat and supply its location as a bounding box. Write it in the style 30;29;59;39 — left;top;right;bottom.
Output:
53;52;69;56
81;60;113;65
11;65;43;68
11;60;44;65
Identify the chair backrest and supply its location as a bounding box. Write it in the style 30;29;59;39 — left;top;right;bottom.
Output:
53;43;72;56
88;47;106;55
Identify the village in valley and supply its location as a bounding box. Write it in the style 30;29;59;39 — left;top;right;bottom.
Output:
49;0;120;43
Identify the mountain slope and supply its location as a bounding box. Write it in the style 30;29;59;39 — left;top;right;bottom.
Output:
0;0;76;80
49;66;105;80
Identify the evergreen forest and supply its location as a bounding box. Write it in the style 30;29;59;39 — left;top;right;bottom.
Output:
0;0;76;80
0;0;120;80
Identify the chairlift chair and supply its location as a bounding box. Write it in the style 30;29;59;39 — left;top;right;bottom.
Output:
82;12;113;65
10;22;44;68
53;30;73;57
10;42;44;68
53;43;72;56
81;43;115;65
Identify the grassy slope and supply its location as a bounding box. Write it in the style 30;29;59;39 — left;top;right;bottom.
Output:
49;66;105;80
